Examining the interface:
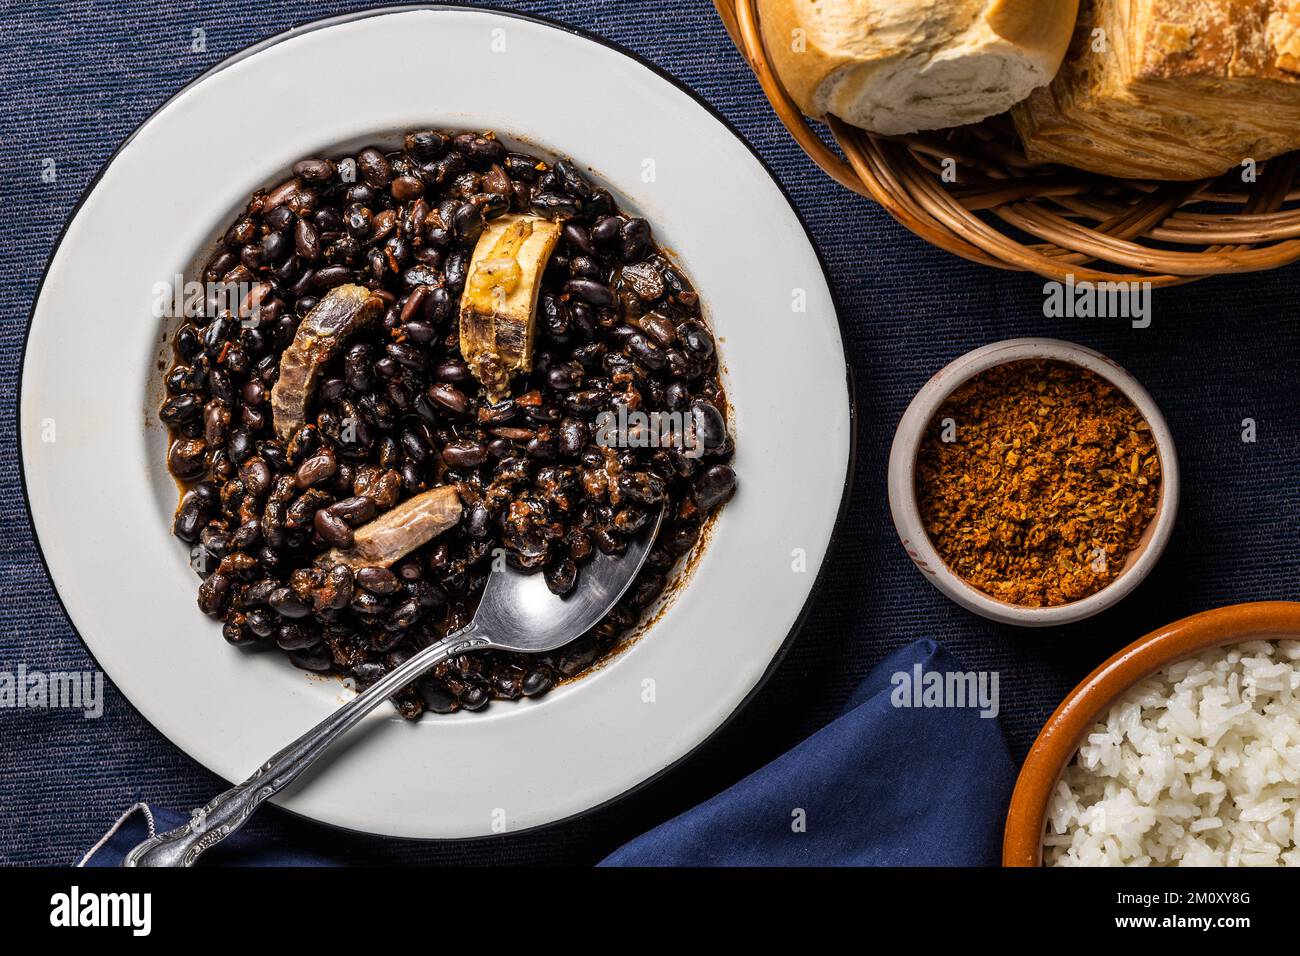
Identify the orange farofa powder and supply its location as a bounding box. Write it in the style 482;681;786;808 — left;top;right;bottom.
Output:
915;360;1162;607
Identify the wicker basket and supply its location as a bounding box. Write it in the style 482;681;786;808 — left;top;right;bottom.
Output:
715;0;1300;285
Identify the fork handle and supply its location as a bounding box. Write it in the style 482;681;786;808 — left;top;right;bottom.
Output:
124;624;492;867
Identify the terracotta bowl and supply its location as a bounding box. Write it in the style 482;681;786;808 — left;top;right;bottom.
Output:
1003;600;1300;866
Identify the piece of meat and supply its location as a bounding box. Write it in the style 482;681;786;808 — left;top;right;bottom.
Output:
459;214;562;402
270;284;384;440
319;486;462;570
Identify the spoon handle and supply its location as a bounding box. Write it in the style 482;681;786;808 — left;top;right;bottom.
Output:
123;625;492;867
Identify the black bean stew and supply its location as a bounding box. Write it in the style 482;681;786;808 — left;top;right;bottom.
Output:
160;129;736;718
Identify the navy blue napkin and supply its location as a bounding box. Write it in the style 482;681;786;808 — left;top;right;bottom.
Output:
80;804;336;867
600;639;1015;866
82;640;1013;867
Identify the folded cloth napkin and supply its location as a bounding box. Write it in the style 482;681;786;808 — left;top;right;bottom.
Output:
82;640;1013;867
80;803;337;867
600;639;1015;866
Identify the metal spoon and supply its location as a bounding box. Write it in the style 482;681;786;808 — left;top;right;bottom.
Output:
124;509;662;867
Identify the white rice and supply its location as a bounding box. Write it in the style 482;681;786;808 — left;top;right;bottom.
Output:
1044;640;1300;866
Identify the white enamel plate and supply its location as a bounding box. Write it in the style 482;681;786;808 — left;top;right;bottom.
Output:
20;6;851;838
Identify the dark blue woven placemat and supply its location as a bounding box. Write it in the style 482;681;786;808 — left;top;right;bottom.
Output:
2;0;1297;866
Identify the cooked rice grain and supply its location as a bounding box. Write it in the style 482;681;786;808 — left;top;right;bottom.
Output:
1045;640;1300;866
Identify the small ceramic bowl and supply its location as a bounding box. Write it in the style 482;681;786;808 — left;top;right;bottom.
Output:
887;337;1180;627
1003;601;1300;866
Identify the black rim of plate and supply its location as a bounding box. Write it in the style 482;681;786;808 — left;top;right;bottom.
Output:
16;2;858;847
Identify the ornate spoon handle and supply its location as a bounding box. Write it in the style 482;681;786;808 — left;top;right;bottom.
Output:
124;626;492;867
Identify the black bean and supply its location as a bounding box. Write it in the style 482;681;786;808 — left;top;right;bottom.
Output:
625;332;667;370
293;448;335;488
330;496;377;527
172;493;208;544
221;621;255;646
260;230;289;263
530;192;580;219
315;564;354;612
567;257;598;282
356;147;392;188
313;264;355;290
452;202;484;243
691;399;728;451
289;645;333;672
293;158;336;183
245;609;276;638
546;362;583;391
345;203;373;237
386;341;427;371
552;158;591;199
400;427;431;462
462;502;491;539
356;566;400;595
391;175;425;202
416;676;457;714
319;378;347;404
566;389;609;414
352;661;387;684
640;311;677;347
545;558;577;596
240;457;272;498
268;587;311;619
159;394;202;425
166;363;202;394
666;349;701;379
446;681;482;711
204;250;238;282
427;383;469;416
199;525;231;559
452;132;505;165
420;286;452;325
372;209;399;243
294;218;321;261
401;320;437;345
557;641;601;677
168;438;207;481
201;315;230;355
314;508;354;549
619;471;667;506
694;465;736;509
565;278;613;306
444;250;468;290
242;578;276;607
386;597;421;630
678;320;715;358
403;263;439;287
405;130;449;160
619;218;652;261
502;152;542;180
521;669;554;697
591;215;623;246
442;442;488;469
554;417;586;458
198;573;232;616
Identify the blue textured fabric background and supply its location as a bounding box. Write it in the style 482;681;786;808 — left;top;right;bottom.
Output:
2;0;1297;866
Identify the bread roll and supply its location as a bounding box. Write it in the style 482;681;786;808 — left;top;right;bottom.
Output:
1014;0;1300;180
758;0;1079;135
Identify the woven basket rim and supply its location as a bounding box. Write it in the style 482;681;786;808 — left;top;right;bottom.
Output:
715;0;1300;284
